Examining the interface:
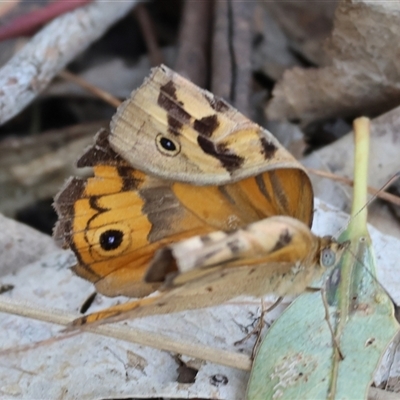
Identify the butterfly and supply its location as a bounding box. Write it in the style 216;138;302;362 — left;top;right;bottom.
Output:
54;65;314;324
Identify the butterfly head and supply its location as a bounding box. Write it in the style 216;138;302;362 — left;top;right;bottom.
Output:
319;237;350;269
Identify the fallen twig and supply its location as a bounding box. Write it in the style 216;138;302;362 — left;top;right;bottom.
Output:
308;168;400;207
134;4;164;66
0;0;139;125
59;70;122;108
0;296;252;371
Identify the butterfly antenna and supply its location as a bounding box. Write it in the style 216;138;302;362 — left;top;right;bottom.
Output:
335;171;400;238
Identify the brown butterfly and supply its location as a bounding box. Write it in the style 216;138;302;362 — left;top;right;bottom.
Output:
54;65;313;305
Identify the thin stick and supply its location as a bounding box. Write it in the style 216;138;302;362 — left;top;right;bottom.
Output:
59;70;122;108
133;4;164;66
0;296;252;371
307;168;400;207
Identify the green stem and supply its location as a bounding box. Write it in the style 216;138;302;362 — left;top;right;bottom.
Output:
330;117;370;398
347;117;370;237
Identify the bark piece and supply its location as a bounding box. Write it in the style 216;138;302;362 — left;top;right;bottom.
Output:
263;0;337;65
267;0;400;125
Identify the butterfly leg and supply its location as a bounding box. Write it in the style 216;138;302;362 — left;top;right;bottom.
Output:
321;289;344;360
79;291;97;314
234;297;283;359
305;287;344;360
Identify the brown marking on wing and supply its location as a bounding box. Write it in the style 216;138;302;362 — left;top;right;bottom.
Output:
158;80;190;136
53;177;85;244
167;115;183;136
200;234;213;244
160;80;178;100
117;166;143;191
226;238;242;254
255;174;272;203
54;178;86;221
140;185;182;242
53;177;104;282
260;137;278;160
77;129;125;168
197;136;244;172
269;170;289;214
271;229;292;252
204;93;230;112
193;115;219;137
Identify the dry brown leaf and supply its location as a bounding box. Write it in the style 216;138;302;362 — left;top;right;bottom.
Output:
266;0;400;125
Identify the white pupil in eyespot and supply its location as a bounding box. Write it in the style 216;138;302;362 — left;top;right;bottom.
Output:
321;248;336;267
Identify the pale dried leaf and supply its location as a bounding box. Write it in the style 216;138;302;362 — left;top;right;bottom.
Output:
0;214;58;277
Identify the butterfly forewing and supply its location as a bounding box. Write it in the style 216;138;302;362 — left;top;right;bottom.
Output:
109;64;308;185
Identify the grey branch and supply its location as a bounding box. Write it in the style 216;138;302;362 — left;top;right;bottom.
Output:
0;0;139;125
